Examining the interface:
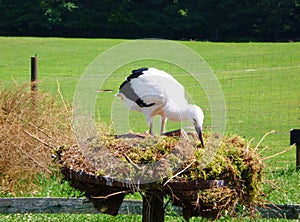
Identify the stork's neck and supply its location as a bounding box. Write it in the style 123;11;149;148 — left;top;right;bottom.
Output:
161;103;187;122
185;104;204;126
169;106;191;122
178;106;190;121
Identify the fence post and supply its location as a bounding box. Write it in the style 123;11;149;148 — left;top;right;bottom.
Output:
290;129;300;170
31;55;38;108
31;55;38;92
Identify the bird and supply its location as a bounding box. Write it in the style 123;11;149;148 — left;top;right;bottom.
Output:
115;67;205;147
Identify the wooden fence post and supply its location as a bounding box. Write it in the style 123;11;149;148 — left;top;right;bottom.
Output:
31;55;38;92
31;55;38;107
290;129;300;170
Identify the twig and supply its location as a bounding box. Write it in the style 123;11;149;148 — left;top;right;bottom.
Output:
264;179;286;193
91;190;131;199
56;80;75;137
27;122;53;139
259;145;269;154
163;159;196;186
16;146;52;174
123;153;143;170
56;80;69;114
164;184;180;202
163;196;172;212
262;144;295;161
24;130;54;149
254;130;276;152
244;138;254;158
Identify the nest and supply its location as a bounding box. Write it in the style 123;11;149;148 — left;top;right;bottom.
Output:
55;132;265;220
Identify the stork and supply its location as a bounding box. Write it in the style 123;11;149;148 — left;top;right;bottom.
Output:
115;67;205;147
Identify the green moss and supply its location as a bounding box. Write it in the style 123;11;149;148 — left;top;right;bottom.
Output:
96;133;264;205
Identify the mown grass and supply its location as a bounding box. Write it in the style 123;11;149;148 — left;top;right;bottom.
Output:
0;212;299;221
0;37;299;221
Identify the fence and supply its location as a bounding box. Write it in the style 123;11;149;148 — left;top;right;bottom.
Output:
0;198;299;219
21;52;300;168
0;52;299;220
1;53;299;158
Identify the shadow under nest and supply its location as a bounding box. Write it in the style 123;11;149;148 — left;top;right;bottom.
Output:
54;131;266;220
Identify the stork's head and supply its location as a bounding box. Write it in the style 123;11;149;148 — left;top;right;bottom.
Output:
186;105;205;147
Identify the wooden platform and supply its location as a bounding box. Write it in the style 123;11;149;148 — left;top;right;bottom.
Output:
61;167;227;221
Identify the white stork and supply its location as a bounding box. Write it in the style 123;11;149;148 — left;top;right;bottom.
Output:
115;67;205;147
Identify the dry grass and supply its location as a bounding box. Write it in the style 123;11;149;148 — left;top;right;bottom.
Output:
0;85;75;195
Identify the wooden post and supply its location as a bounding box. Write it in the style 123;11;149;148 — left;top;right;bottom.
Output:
142;190;164;222
31;55;38;108
290;129;300;170
31;55;38;92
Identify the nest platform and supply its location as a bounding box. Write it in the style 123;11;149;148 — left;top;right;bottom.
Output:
55;132;265;221
61;166;227;220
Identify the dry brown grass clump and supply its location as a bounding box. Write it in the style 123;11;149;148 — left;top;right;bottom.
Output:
0;85;75;195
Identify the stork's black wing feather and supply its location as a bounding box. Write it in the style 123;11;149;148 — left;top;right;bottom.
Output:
135;98;155;107
119;68;148;90
118;67;154;108
129;68;148;80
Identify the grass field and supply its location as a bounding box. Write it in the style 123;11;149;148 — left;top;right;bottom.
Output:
0;37;299;221
1;213;298;222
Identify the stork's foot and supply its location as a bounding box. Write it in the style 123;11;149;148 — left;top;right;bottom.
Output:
161;129;189;140
186;131;198;140
146;131;155;138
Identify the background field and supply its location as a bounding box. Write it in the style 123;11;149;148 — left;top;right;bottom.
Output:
0;37;299;221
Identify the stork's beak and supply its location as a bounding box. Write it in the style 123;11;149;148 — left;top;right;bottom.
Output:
195;125;204;147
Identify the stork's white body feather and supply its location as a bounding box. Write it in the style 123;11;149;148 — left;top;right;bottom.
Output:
116;67;205;146
117;68;187;120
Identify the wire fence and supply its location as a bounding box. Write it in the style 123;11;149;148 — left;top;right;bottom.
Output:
208;53;299;168
94;53;300;154
1;52;299;167
213;54;299;143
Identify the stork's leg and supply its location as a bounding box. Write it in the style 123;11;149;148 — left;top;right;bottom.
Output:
187;131;198;140
160;117;167;134
148;117;154;135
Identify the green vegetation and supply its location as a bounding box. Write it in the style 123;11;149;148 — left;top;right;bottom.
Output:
0;213;299;221
0;37;299;221
1;1;300;41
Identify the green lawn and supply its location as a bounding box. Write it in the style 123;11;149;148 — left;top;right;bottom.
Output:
0;37;299;221
1;213;298;222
